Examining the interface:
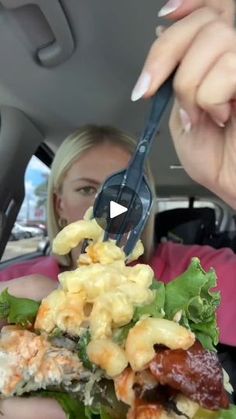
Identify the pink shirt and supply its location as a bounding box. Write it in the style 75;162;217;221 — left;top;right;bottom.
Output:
0;242;235;346
0;256;60;282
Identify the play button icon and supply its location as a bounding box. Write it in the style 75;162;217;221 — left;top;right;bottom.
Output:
110;201;127;219
93;184;143;235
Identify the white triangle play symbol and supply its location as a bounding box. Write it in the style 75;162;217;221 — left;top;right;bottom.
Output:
110;201;128;219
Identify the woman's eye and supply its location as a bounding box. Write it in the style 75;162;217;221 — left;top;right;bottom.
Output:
76;186;97;196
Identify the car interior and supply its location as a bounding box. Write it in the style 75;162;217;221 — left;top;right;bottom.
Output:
0;0;235;402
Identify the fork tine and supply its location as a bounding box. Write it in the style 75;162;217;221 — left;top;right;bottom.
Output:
124;215;148;256
82;73;174;257
114;183;142;246
124;183;153;256
81;239;89;254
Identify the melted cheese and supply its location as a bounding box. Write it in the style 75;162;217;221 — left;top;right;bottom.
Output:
36;240;154;340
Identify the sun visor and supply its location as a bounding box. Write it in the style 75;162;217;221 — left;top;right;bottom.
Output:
0;0;75;67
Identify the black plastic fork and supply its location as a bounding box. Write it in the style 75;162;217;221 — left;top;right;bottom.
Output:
90;73;174;257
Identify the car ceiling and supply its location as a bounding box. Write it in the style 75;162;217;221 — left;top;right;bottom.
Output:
0;0;225;198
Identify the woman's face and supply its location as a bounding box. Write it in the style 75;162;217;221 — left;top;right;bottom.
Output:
55;142;131;224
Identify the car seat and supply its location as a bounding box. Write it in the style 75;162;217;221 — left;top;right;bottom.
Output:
155;207;216;245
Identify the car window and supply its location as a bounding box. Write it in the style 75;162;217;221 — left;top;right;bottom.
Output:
2;156;50;262
156;197;223;229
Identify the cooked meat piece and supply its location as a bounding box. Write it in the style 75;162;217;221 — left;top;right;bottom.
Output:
149;341;229;410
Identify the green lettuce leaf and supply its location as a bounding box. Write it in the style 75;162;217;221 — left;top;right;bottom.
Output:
77;330;96;371
0;288;40;326
49;327;64;338
88;404;123;419
84;406;99;418
112;322;135;346
113;280;165;346
30;391;236;419
190;317;219;350
217;405;236;418
194;405;236;418
99;406;113;419
30;390;87;419
164;258;221;350
133;281;165;322
87;406;113;419
31;391;117;419
85;405;101;418
113;258;221;351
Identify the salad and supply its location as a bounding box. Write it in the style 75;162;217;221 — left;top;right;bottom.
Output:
0;214;235;419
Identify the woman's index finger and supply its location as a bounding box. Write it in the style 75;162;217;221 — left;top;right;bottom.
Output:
158;0;235;25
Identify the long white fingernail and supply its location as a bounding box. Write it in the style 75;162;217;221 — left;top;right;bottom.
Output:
155;25;165;38
158;0;183;17
179;108;192;133
213;118;225;128
131;72;151;102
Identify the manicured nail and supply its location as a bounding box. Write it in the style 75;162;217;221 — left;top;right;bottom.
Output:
158;0;183;17
131;72;151;102
213;118;225;128
179;108;192;133
155;25;165;38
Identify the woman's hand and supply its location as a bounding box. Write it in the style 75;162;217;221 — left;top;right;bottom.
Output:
0;276;64;418
1;397;66;419
0;275;58;331
0;274;58;301
132;0;236;208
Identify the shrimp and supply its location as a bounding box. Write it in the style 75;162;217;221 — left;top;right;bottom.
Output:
86;338;128;377
114;368;157;407
114;368;135;406
115;369;199;419
125;318;195;371
127;403;164;419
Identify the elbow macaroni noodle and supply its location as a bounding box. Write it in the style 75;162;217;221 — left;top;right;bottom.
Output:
35;210;195;377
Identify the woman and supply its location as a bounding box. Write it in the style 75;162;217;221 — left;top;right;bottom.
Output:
1;0;236;417
0;125;155;283
46;125;155;269
1;122;235;342
2;126;236;419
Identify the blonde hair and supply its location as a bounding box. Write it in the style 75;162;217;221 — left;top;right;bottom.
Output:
47;125;156;266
